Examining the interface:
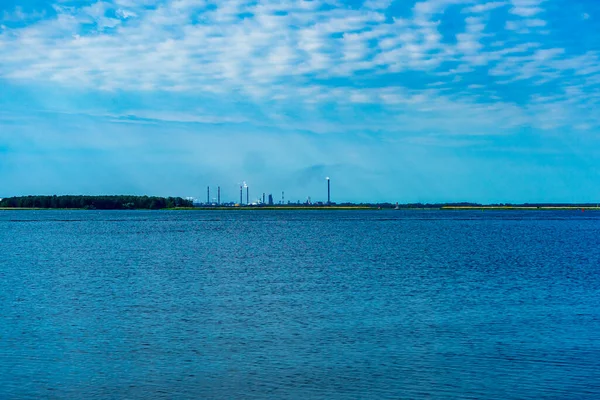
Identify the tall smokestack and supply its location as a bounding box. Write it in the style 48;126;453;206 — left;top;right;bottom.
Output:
282;191;285;205
263;193;265;204
326;177;330;205
218;186;221;205
246;186;249;205
240;186;243;204
207;186;210;205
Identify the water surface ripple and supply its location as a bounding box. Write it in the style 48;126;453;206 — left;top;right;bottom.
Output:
1;210;599;399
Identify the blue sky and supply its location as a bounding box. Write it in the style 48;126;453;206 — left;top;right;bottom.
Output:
1;0;599;203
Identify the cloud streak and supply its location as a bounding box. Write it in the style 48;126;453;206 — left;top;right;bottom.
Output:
0;0;597;132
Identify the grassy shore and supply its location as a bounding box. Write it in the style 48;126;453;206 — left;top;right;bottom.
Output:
171;206;376;210
176;206;600;211
442;206;600;210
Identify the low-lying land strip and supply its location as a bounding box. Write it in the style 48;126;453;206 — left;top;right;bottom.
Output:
0;196;598;210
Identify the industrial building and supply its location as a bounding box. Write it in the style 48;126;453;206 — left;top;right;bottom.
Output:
200;177;332;207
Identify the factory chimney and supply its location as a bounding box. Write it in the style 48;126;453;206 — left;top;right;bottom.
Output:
326;177;330;205
262;193;265;204
207;186;210;205
246;186;249;205
218;186;221;205
240;185;242;204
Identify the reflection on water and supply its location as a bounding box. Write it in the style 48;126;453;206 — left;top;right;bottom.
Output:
1;210;599;399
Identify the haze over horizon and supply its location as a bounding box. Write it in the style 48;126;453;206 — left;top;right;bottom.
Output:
1;0;600;204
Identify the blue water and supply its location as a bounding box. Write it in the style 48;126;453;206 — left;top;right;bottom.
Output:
1;210;599;399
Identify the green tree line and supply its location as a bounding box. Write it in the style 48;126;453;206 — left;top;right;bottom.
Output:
0;195;193;209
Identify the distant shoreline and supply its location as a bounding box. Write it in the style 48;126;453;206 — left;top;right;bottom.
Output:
1;206;599;211
1;196;599;211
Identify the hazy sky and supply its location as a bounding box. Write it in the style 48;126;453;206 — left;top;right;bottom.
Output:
1;0;599;203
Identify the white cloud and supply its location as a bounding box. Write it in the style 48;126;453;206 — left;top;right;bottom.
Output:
0;0;599;134
362;0;393;10
116;9;137;19
510;6;543;17
0;0;534;93
505;18;546;32
463;2;508;14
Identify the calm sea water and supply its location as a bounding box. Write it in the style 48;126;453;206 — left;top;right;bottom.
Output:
1;210;599;399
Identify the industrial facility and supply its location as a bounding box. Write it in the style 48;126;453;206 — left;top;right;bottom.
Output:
196;177;334;207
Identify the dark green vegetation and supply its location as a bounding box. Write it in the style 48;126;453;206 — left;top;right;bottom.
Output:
0;195;193;210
